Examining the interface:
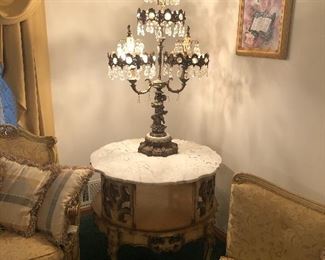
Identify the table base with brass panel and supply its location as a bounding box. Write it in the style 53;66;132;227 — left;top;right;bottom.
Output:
91;139;222;260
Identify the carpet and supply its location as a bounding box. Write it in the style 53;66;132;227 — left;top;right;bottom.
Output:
80;213;226;260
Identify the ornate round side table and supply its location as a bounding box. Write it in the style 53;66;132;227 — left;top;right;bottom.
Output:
90;139;222;260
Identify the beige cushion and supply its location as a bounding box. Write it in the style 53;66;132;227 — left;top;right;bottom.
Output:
0;156;57;237
0;231;63;260
227;173;325;260
37;167;93;245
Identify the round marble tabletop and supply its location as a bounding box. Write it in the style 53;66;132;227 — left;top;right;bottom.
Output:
90;139;222;184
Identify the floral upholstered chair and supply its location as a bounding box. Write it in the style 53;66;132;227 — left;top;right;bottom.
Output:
220;173;325;260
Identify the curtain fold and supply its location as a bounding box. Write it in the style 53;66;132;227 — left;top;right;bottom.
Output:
0;0;55;136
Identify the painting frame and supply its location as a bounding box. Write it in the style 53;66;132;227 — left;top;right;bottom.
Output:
236;0;294;59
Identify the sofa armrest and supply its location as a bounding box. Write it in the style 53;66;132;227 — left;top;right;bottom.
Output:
220;257;235;260
67;205;80;225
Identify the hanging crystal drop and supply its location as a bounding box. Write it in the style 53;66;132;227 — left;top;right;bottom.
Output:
141;24;145;36
178;24;185;37
165;23;172;36
146;23;151;33
163;64;167;76
193;41;201;55
173;23;179;37
156;26;162;38
118;67;124;80
144;65;150;78
169;67;173;78
176;66;182;78
149;66;156;79
137;23;141;36
108;67;113;79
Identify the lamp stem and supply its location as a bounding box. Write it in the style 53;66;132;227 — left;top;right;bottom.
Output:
150;83;167;137
150;37;168;138
137;37;178;156
157;37;165;80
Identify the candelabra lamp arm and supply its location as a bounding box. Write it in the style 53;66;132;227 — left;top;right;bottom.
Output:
128;80;152;95
166;71;189;94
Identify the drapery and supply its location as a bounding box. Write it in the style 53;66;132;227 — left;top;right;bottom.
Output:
0;0;55;136
0;65;17;126
0;93;4;124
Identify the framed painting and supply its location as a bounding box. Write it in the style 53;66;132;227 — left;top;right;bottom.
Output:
236;0;294;59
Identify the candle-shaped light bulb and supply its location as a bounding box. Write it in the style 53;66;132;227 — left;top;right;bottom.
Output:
126;36;135;53
139;42;145;54
125;25;135;53
193;41;201;56
117;43;123;57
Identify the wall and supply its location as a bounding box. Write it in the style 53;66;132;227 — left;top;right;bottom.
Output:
45;0;325;232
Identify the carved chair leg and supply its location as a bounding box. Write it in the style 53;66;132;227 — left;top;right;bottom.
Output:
108;229;119;260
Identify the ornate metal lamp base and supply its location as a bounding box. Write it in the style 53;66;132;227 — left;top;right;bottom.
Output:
138;133;178;157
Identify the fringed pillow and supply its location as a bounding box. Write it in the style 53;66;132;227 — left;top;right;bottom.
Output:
37;167;93;246
0;156;58;237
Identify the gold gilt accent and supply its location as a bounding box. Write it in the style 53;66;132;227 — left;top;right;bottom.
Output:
66;195;80;225
148;233;185;253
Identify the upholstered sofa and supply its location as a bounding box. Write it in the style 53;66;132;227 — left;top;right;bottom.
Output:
0;125;85;260
220;173;325;260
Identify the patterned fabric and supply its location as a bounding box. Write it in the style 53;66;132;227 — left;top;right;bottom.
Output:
0;156;57;237
37;167;93;245
0;65;17;126
226;173;325;260
0;231;63;260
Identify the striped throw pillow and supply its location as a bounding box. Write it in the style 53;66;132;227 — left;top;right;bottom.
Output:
0;156;58;237
37;167;93;245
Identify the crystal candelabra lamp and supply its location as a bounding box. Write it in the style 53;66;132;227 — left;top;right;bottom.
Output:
107;0;209;157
